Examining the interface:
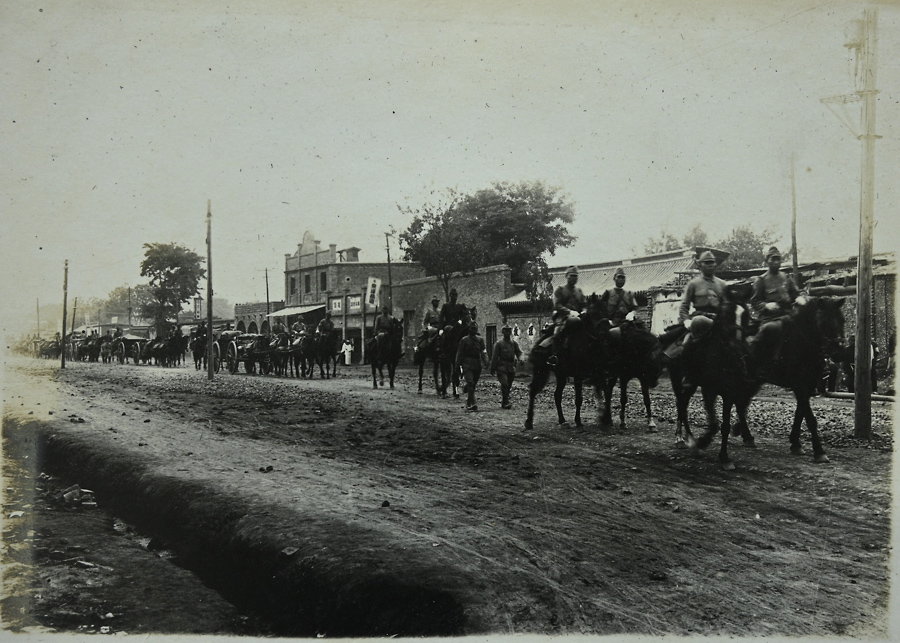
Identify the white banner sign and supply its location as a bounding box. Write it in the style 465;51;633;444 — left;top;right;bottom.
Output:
365;277;382;308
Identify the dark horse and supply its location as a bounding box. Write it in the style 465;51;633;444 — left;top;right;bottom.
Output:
524;296;610;431
747;296;846;463
414;330;441;395
600;322;664;431
437;324;466;399
289;333;315;378
313;330;341;379
190;335;207;370
662;285;756;470
370;318;404;389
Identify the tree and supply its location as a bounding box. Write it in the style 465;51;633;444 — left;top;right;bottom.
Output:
454;181;576;281
716;225;785;271
103;284;155;324
398;181;577;290
642;224;709;255
398;190;490;299
140;243;206;335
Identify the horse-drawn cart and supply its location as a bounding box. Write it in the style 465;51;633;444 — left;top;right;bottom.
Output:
222;333;278;375
113;334;150;365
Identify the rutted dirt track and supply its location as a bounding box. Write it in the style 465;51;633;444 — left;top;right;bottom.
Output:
1;356;894;637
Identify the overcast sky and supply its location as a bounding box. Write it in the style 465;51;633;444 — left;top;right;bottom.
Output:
3;0;898;334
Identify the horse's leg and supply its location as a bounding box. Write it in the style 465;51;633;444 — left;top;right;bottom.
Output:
432;359;440;395
692;389;720;451
573;377;584;428
371;363;378;389
389;362;396;389
733;398;755;447
452;362;460;399
554;374;568;427
789;400;805;455
801;393;829;463
599;377;614;427
619;376;628;429
417;362;424;394
525;365;550;430
718;397;735;470
640;378;657;432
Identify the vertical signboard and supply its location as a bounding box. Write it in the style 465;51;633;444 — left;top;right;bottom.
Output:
365;277;382;309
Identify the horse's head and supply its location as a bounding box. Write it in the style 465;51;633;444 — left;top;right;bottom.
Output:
795;296;845;356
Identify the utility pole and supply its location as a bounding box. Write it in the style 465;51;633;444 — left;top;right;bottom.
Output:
853;8;878;439
128;287;132;327
265;268;271;333
36;298;40;339
385;231;394;312
206;200;214;380
790;153;801;288
821;9;878;439
61;262;68;368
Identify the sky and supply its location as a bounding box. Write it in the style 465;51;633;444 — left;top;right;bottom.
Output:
3;0;898;335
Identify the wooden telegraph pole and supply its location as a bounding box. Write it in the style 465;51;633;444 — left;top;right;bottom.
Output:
854;9;878;439
206;200;214;380
790;154;801;288
61;261;68;368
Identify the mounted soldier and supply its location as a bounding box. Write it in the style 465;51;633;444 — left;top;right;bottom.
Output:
271;318;287;336
438;288;471;331
748;246;800;368
599;267;639;338
417;295;442;350
291;317;307;336
679;250;729;342
372;305;394;355
317;311;335;336
540;266;586;365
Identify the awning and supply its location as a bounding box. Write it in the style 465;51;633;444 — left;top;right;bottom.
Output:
266;304;325;318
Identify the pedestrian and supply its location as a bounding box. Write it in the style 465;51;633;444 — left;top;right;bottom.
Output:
456;321;489;411
341;338;354;365
490;324;521;409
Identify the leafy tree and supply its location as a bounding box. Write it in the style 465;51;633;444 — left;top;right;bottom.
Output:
103;284;155;324
398;190;491;298
522;258;555;328
716;225;786;271
398;181;576;290
643;224;709;255
454;181;576;281
140;243;206;335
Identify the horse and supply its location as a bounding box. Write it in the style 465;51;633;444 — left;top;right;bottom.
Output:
437;324;466;399
267;332;292;377
190;335;207;370
370;318;404;389
100;337;113;364
599;322;664;431
288;333;315;378
746;296;846;463
524;296;611;431
414;330;441;395
313;330;341;379
661;286;757;470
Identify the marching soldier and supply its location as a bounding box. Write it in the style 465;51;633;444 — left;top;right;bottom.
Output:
490;324;521;409
456;321;489;411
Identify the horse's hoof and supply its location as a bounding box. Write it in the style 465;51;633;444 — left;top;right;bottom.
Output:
524;420;533;430
674;439;687;449
647;425;658;433
575;421;583;428
721;460;736;471
790;445;804;456
389;384;394;389
742;438;756;449
417;390;423;395
685;435;698;451
814;453;830;464
559;422;570;429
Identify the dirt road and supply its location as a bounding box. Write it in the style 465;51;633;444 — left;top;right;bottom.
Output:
1;357;894;637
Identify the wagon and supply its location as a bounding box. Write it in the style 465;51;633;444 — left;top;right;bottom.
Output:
113;335;150;365
223;333;276;375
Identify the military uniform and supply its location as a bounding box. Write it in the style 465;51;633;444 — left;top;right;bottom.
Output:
748;246;800;367
439;301;470;329
456;326;488;410
600;287;637;326
317;316;335;335
490;328;521;409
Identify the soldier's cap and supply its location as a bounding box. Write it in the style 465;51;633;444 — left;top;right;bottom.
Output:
566;266;579;276
468;321;478;330
614;267;626;277
501;324;512;332
431;294;440;302
449;288;458;295
766;246;782;260
697;250;717;264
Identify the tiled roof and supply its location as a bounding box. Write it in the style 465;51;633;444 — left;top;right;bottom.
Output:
498;252;697;307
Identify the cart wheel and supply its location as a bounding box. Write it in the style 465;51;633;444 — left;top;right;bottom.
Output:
213;342;222;373
227;341;239;374
132;344;141;364
118;343;126;364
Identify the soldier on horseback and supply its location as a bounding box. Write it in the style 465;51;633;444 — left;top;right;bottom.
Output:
679;250;728;342
600;267;638;334
417;295;442;351
272;318;287;336
748;246;800;368
317;311;335;336
291;317;307;335
543;266;586;365
372;305;394;355
438;288;471;332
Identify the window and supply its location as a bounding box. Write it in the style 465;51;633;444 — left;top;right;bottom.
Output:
304;274;311;294
290;277;296;295
320;272;327;292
